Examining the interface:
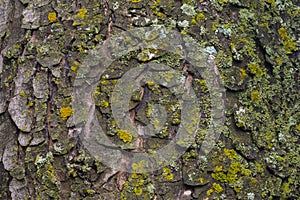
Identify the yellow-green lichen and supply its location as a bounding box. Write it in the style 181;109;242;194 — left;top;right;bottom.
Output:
212;183;223;193
196;13;205;21
98;100;109;108
48;12;57;23
206;189;213;196
296;124;300;131
266;0;276;6
35;153;60;199
147;81;155;87
218;0;228;4
181;30;188;35
240;68;247;79
121;171;154;199
211;160;248;185
283;39;297;54
132;161;145;172
134;187;143;195
71;61;79;72
162;167;174;181
60;107;73;120
68;168;77;177
281;178;292;198
241;168;252;176
278;27;297;54
194;79;208;92
250;90;260;101
76;8;87;19
247;63;263;77
28;101;34;107
19;91;26;97
118;129;132;143
255;162;264;173
85;189;95;196
278;27;288;40
224;148;237;160
129;173;145;186
199;177;205;184
215;165;223;172
71;66;78;72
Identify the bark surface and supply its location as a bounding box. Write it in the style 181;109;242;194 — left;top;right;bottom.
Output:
0;0;299;199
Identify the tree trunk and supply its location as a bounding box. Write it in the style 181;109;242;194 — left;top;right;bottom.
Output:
0;0;299;199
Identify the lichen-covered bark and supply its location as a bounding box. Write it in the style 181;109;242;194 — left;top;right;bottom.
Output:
0;0;299;199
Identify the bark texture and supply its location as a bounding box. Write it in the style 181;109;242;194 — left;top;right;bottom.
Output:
0;0;299;199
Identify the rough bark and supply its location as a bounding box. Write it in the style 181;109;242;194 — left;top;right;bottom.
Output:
0;0;299;199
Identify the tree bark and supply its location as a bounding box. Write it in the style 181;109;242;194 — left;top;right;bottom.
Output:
0;0;299;199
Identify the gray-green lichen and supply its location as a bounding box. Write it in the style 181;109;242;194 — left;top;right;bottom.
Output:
0;0;11;38
9;178;29;200
0;0;299;199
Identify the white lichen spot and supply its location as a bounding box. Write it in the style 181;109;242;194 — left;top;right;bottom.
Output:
278;132;285;142
183;190;192;196
247;192;255;200
144;18;151;24
178;20;189;28
205;46;217;55
180;75;186;84
180;4;196;16
200;155;207;162
215;26;232;37
113;2;119;10
236;107;246;115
